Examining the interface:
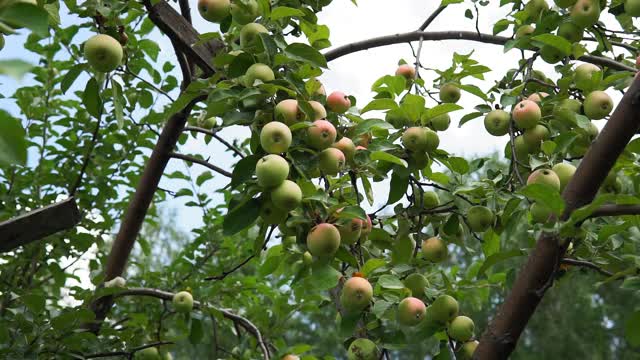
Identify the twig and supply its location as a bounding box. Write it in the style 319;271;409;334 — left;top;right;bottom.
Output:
560;258;613;277
81;341;174;359
418;5;447;31
183;126;245;158
169;152;232;178
119;68;175;101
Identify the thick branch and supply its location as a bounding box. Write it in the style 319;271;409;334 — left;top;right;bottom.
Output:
589;204;640;219
169;152;233;178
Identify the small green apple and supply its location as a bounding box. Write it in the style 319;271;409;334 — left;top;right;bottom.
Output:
439;83;461;103
484;109;510;136
240;22;268;48
172;291;194;313
270;180;302;211
466;206;494;232
198;0;230;23
256;154;289;188
260;121;291;154
583;90;613;120
347;338;379;360
527;168;561;190
570;0;601;28
230;0;260;25
84;34;124;73
448;316;475;342
422;237;448;263
430;294;459;323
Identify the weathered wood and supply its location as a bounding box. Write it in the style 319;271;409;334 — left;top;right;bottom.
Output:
0;197;80;252
148;1;223;76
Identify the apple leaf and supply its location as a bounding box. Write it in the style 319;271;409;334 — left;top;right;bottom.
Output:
223;197;260;236
285;43;328;68
0;110;27;167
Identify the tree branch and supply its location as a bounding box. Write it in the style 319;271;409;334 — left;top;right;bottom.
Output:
560;258;613;277
589;204;640;219
418;5;447;31
183;126;245;158
169;152;233;178
82;341;174;359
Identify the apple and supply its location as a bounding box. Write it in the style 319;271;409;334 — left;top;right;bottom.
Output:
425;129;440;152
256;154;289;188
309;100;327;120
527;92;548;103
555;0;577;7
197;117;217;129
260;121;291;154
240;22;268;48
340;277;373;313
327;91;351;113
552;163;576;190
319;148;345;175
428;114;451;131
574;63;600;90
230;0;260;25
571;0;601;28
333;137;356;160
421;237;448;263
402;127;428;151
512;99;541;130
307;120;337;150
539;45;563;64
430;294;459;323
307;78;326;96
104;276;126;288
198;0;230;22
244;63;274;86
515;24;535;39
510;135;532;161
484;109;511;136
347;338;379;360
626;0;640;16
525;0;549;19
84;34;123;73
553;98;582;123
135;347;160;360
584;90;613;120
439;83;461;103
274;99;300;125
530;202;553;224
260;200;288;224
404;273;429;297
338;218;363;245
162;352;173;360
397;297;427;326
456;341;479;360
360;214;373;239
396;64;416;79
302;251;313;265
449;316;475;342
271;180;302;210
172;291;194;313
523;124;550;149
527;168;561;190
557;21;584;42
423;191;440;208
306;223;341;257
466;206;494;232
282;355;300;360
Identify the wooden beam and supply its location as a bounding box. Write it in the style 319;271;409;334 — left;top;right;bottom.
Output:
0;197;80;253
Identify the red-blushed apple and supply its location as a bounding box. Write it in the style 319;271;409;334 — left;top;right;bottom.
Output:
360;214;373;239
338;217;363;245
274;99;300;125
172;291;194;313
484;109;511;136
270;180;302;210
584;90;613;120
260;121;291;154
403;273;428;297
512;100;541;129
318;147;345;175
527;92;548;103
306;223;341;257
527;168;561;191
421;237;448;263
309;100;327;120
281;355;300;360
449;316;475;342
307;120;337;150
333;137;356;161
397;297;427;326
198;0;230;22
340;276;373;313
84;34;124;73
430;294;459;323
326;91;351;113
439;83;461;103
466;206;494;232
347;338;379;360
395;64;416;79
552;162;576;190
256;154;289;188
239;22;268;48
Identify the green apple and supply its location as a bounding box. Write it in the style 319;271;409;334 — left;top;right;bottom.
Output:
484;109;510;136
318;148;345;175
402;127;428;151
135;347;160;360
425;129;440;152
230;0;260;25
271;180;302;211
422;236;448;263
552;163;576;190
583;90;613;120
338;218;362;245
557;21;584;42
439;83;461;103
512;100;541;130
448;316;475;342
340;277;373;313
256;154;289;188
571;0;601;28
555;0;577;7
0;33;5;51
530;202;553;224
466;206;494;232
553;98;582;124
172;291;194;313
306;223;341;257
525;0;549;19
423;191;440;208
347;338;379;360
404;273;429;297
244;63;274;86
260;121;291;154
397;297;427;326
574;63;600;90
84;34;123;73
240;22;268;48
539;45;563;64
430;294;459;323
198;0;230;23
429;114;451;131
527;168;561;190
457;341;479;360
523;124;549;149
515;24;535;39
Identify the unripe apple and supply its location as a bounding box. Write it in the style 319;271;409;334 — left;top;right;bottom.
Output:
347;338;379;360
540;45;563;64
509;135;532;161
256;154;289;188
571;0;601;28
230;0;260;25
527;168;561;190
402;127;428;151
198;0;230;22
162;352;173;360
574;63;600;90
260;121;291;154
423;191;440;208
431;294;459;323
422;236;448;263
240;22;268;48
466;206;494;232
306;223;341;257
396;64;416;79
333;137;356;160
274;99;300;125
340;277;373;313
327;91;351;113
428;114;451;131
397;297;427;326
197;117;217;129
302;251;313;265
553;98;582;123
484;109;510;136
552;162;576;190
136;347;160;360
555;0;577;7
439;83;461;103
425;128;440;152
271;180;302;211
84;34;123;73
339;218;363;245
530;202;553;224
404;273;429;297
524;0;549;19
309;101;327;120
557;21;584;42
515;24;535;39
512;100;541;130
307;120;337;150
260;200;288;224
449;316;475;342
408;151;429;170
523;124;550;149
626;0;640;16
456;341;479;360
584;90;613;120
172;291;194;313
319;148;345;175
244;63;274;86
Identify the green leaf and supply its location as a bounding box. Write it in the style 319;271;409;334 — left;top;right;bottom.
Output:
424;103;463;119
223;198;260;235
309;263;341;290
284;43;328;68
370;151;407;168
112;80;124;129
447;157;469;175
626;311;640;347
352;119;394;135
82;78;102;119
189;318;204;344
270;6;305;20
0;59;33;80
0;3;49;37
457;84;488;101
362;259;386;277
387;171;409;204
518;184;565;215
231;155;259;188
61;64;85;94
477;249;527;278
378;274;405;289
361;99;398;114
336;206;367;221
0;110;27;166
532;34;572;55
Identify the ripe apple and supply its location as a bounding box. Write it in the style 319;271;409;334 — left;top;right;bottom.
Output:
338;218;363;245
172;291;194;313
584;90;613;120
244;63;274;86
306;223;341;257
512;100;541;130
198;0;230;22
457;341;479;360
439;83;461;103
340;277;373;313
309;100;327;120
360;214;373;239
84;34;123;73
260;121;291;154
404;273;429;297
430;294;459;323
428;114;451;131
552;162;576;190
397;297;427;326
449;316;475;342
530;202;553;224
574;63;600;90
422;237;448;263
571;0;601;28
515;24;535;39
271;180;302;210
307;120;337;150
555;0;577;7
230;0;260;25
239;22;268;48
260;200;288;224
327;91;351;113
484;109;510;136
256;154;289;188
523;124;550;149
347;338;379;360
539;45;563;64
396;64;416;79
274;99;300;125
626;0;640;16
557;21;584;42
553;98;582;124
333;137;356;160
425;129;440;152
319;148;345;175
466;206;494;232
527;168;561;190
527;92;548;103
136;347;160;360
402;127;428;151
